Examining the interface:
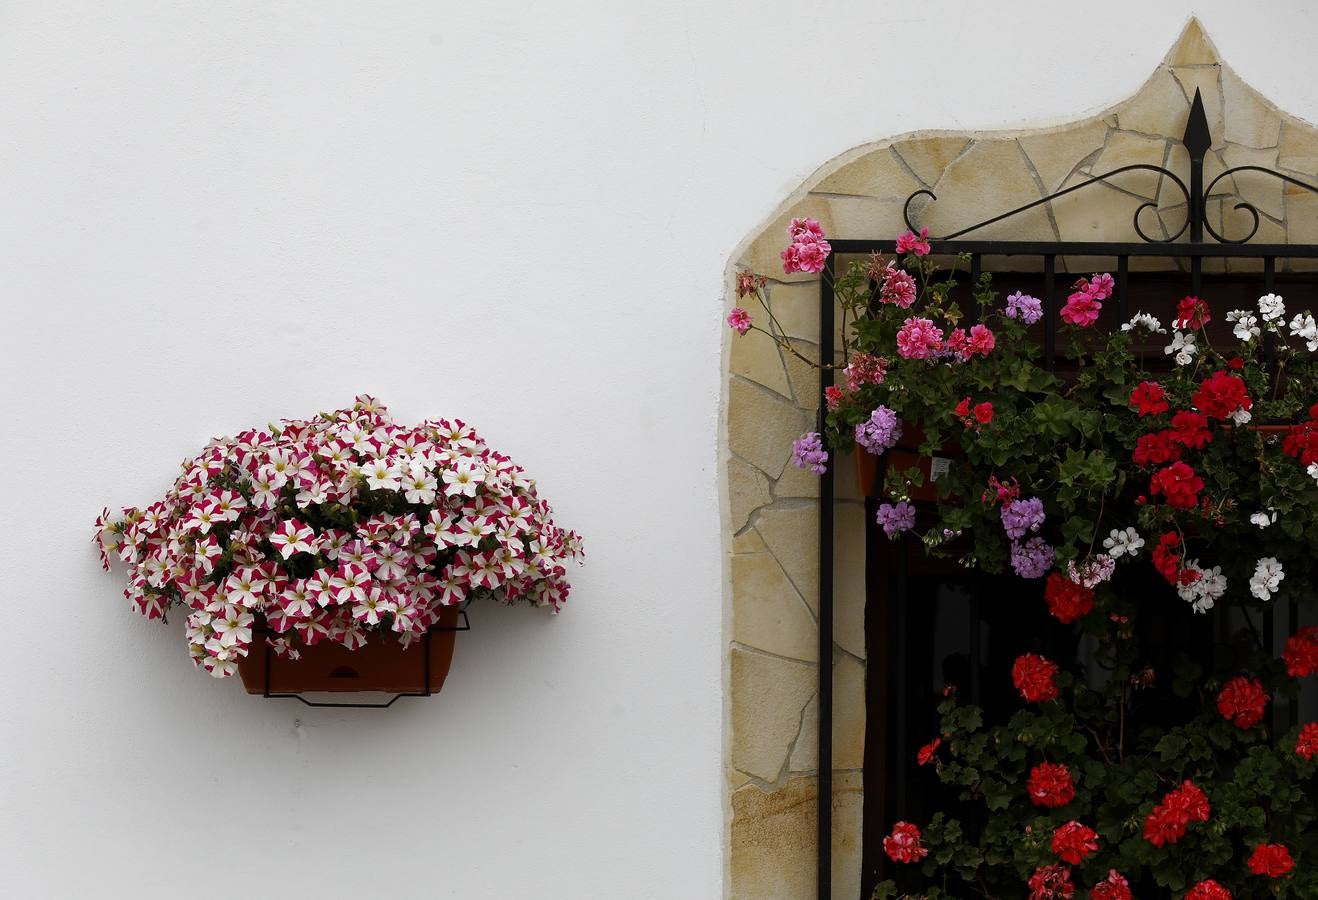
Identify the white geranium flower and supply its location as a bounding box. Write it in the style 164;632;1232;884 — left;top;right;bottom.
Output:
1165;330;1197;366
1308;462;1318;484
1121;312;1166;334
1289;312;1318;351
1226;309;1260;341
1249;509;1277;528
1259;293;1286;323
1230;406;1253;425
1176;561;1226;614
1249;557;1285;601
1103;526;1144;558
1067;556;1116;587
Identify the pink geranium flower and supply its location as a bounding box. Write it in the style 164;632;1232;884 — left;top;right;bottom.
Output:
896;317;945;360
780;217;831;275
895;227;931;256
1061;291;1102;327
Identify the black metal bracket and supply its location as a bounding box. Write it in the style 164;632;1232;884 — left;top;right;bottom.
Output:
261;603;471;709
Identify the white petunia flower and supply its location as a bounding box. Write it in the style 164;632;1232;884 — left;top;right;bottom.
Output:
1259;293;1286;323
1103;526;1144;558
1289;312;1318;351
1249;557;1285;601
1308;462;1318;484
1121;312;1166;334
1165;330;1197;366
1249;508;1277;528
1226;309;1260;341
1176;561;1226;614
1230;407;1253;425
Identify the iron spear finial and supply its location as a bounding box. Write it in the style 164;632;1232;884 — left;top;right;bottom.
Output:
1183;87;1212;163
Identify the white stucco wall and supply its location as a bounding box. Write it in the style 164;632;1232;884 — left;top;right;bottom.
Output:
1;3;1316;898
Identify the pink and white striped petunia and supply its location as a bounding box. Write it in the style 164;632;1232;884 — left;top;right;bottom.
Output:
269;518;316;559
330;563;373;607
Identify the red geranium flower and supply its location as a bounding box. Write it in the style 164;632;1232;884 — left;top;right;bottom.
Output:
1227;355;1245;370
1044;572;1095;624
916;737;941;766
1028;864;1075;900
1186;881;1233;900
1130;381;1169;416
974;401;994;425
1013;653;1060;703
1283;421;1318;466
1051;821;1098;865
1144;780;1210;847
1284;626;1318;677
1027;761;1075;808
1170;410;1213;449
882;821;928;863
1193;370;1252;420
1247;843;1294;878
1090;870;1132;900
1174;295;1212;329
1165;779;1211;822
1150;461;1204;509
1150;531;1184;585
1296;722;1318;760
1133;430;1183;467
1217;676;1269;729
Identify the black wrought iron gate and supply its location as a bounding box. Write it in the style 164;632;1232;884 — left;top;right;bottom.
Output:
814;89;1318;899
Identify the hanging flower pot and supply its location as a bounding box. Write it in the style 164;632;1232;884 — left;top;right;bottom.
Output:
237;605;464;695
94;395;583;700
854;420;960;503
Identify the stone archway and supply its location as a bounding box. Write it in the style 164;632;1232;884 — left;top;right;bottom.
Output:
721;18;1318;899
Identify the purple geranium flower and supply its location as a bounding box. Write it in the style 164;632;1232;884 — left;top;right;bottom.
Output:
855;405;903;454
791;431;829;475
1005;291;1043;325
876;501;916;537
1011;536;1055;579
1001;497;1046;540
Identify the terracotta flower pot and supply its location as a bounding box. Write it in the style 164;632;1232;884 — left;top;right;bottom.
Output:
854;420;960;502
237;605;462;695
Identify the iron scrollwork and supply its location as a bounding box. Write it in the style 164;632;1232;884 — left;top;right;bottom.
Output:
901;88;1318;246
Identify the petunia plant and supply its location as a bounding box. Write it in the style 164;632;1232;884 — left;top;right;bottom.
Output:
95;396;583;679
730;221;1318;897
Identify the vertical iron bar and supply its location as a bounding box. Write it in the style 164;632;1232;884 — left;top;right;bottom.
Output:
968;253;982;325
969;593;982;707
894;535;909;821
1116;255;1129;322
1183;89;1210;292
1043;255;1057;371
1290;600;1301;727
817;253;836;900
1264;257;1277;372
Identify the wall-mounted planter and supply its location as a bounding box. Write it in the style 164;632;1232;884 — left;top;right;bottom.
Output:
239;606;463;695
94;395;583;703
